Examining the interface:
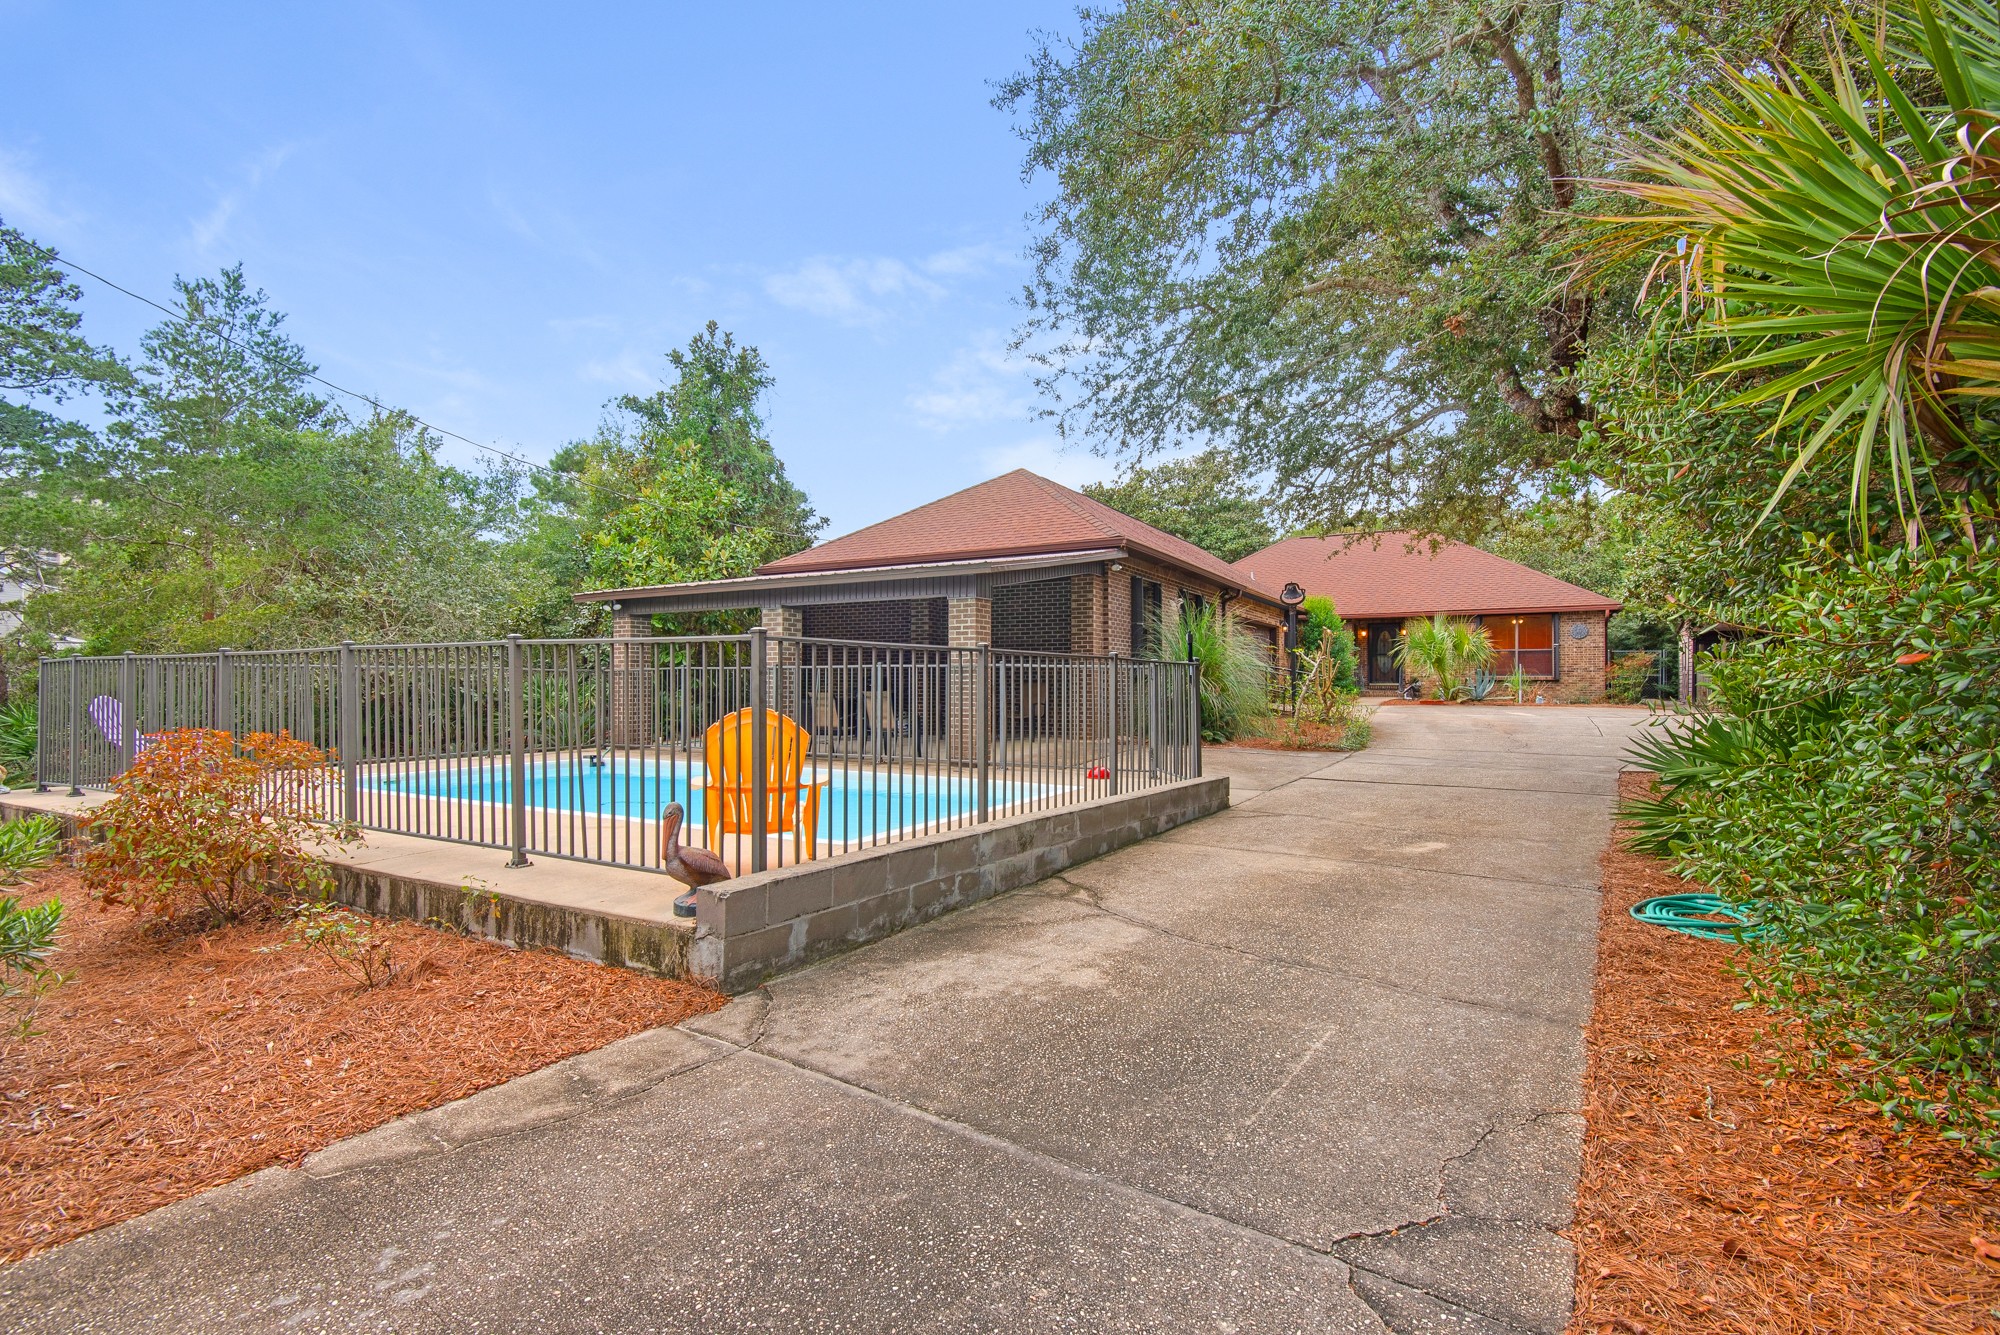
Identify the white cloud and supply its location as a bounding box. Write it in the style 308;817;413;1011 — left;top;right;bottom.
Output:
579;349;660;391
0;149;72;237
908;331;1033;430
918;241;1015;278
979;438;1119;490
763;255;946;325
190;144;297;254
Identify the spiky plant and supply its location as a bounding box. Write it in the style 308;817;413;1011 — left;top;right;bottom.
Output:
1595;0;2000;539
1168;603;1272;742
1395;615;1494;700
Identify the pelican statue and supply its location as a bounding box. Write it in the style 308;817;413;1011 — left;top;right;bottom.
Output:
661;801;730;918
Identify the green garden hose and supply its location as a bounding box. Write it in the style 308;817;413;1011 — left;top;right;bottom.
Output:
1629;893;1769;941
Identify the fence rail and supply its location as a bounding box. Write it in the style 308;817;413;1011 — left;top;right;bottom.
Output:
37;632;1202;877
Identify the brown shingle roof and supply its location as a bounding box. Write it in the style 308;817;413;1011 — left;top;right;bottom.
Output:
758;469;1265;595
1231;532;1622;619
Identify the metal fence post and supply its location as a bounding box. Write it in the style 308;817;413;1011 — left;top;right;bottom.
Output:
1189;658;1203;779
1107;650;1121;796
34;660;49;792
749;626;768;873
117;651;136;777
337;641;359;828
975;643;990;822
214;647;233;734
506;634;529;867
66;657;82;795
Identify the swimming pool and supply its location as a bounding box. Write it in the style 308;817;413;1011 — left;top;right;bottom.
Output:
364;756;1053;842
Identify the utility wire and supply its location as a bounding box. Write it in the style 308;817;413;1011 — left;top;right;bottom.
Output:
15;235;592;486
15;235;826;544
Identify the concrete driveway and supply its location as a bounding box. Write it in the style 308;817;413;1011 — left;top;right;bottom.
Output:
0;705;1643;1334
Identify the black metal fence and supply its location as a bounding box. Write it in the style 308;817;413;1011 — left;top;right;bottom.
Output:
37;631;1202;876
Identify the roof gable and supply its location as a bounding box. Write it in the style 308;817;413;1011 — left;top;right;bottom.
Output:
758;469;1259;592
1230;532;1621;618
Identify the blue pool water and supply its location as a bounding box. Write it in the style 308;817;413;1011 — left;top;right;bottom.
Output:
366;757;1047;841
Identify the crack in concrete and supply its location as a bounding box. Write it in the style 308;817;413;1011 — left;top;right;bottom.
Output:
1342;1261;1548;1335
1029;873;1582;1028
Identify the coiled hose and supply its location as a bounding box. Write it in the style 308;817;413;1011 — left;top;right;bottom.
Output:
1629;893;1768;941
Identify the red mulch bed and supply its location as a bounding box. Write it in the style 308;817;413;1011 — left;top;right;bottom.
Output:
1570;774;2000;1333
0;868;725;1262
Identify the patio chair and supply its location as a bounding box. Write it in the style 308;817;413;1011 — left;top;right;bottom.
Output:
87;695;153;760
701;708;828;862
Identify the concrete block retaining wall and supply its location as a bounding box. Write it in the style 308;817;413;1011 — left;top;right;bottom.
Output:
691;774;1229;992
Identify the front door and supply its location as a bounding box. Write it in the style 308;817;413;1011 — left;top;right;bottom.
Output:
1365;621;1402;686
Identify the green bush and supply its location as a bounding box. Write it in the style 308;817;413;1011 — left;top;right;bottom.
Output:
1169;603;1271;742
1;891;64;1039
0;816;62;886
1297;596;1357;689
1624;546;2000;1159
0;696;35;787
1395;615;1494;699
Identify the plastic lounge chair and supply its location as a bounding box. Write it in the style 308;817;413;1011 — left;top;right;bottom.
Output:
88;695;152;759
701;708;828;862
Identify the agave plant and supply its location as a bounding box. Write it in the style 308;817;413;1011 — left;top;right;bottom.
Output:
1596;0;2000;539
1394;615;1494;700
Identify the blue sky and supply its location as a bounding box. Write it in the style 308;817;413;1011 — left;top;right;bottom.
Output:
0;0;1117;538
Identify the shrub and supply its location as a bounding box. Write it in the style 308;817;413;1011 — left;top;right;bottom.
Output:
283;900;403;989
0;816;62;886
1169;603;1271;741
81;728;344;927
1395;615;1494;699
0;696;35;788
1297;596;1358;688
1;894;64;1039
1606;651;1657;704
1623;546;2000;1159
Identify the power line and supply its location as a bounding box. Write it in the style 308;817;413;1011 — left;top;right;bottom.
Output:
13;235;616;494
13;235;826;543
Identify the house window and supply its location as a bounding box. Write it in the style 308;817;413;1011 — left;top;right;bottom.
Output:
1486;614;1555;677
1130;575;1164;654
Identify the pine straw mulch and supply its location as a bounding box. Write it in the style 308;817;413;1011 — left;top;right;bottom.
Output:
1219;717;1368;751
0;868;725;1262
1570;773;2000;1334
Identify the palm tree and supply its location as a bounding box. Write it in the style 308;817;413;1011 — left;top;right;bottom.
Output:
1595;0;2000;543
1395;616;1494;700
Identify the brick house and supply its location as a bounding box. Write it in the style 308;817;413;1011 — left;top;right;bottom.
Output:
1232;533;1621;701
576;468;1285;660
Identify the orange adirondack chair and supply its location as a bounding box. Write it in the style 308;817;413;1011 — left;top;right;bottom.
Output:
701;709;827;861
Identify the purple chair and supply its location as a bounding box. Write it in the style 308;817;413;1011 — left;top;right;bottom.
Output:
87;695;151;761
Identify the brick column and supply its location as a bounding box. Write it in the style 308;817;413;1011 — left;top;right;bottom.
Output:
1555;613;1610;702
759;606;803;723
1069;573;1106;655
608;606;653;747
946;595;991;763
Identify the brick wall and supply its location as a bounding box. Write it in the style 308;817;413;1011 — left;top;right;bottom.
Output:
1554;612;1610;702
992;577;1073;653
759;606;803;636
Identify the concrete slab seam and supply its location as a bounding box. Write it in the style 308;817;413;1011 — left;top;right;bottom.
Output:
1032;874;1585;1028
